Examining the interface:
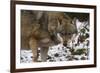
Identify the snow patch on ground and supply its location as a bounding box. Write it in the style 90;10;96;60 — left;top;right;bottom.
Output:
47;44;71;62
21;50;33;63
21;44;88;63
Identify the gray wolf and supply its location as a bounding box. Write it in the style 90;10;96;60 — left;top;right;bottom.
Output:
21;10;77;62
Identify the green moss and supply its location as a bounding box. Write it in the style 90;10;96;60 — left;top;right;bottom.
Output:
73;49;86;55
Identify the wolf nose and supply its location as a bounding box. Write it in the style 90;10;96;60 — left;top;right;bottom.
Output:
63;43;67;46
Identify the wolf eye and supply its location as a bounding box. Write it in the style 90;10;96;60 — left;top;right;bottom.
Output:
66;32;72;35
67;32;71;35
61;32;64;35
60;32;65;35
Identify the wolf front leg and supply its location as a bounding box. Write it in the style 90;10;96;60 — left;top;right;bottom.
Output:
40;47;49;62
29;38;38;62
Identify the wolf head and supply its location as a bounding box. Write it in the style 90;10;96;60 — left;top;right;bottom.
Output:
46;12;77;47
56;17;77;47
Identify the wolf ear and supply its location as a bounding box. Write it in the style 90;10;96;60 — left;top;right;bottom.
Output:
72;17;78;34
57;19;62;31
64;13;72;21
72;17;77;25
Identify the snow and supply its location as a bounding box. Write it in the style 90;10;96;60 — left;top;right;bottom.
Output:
47;44;71;62
20;50;33;63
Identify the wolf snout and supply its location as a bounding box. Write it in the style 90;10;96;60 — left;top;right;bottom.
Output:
63;43;67;46
63;41;67;47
